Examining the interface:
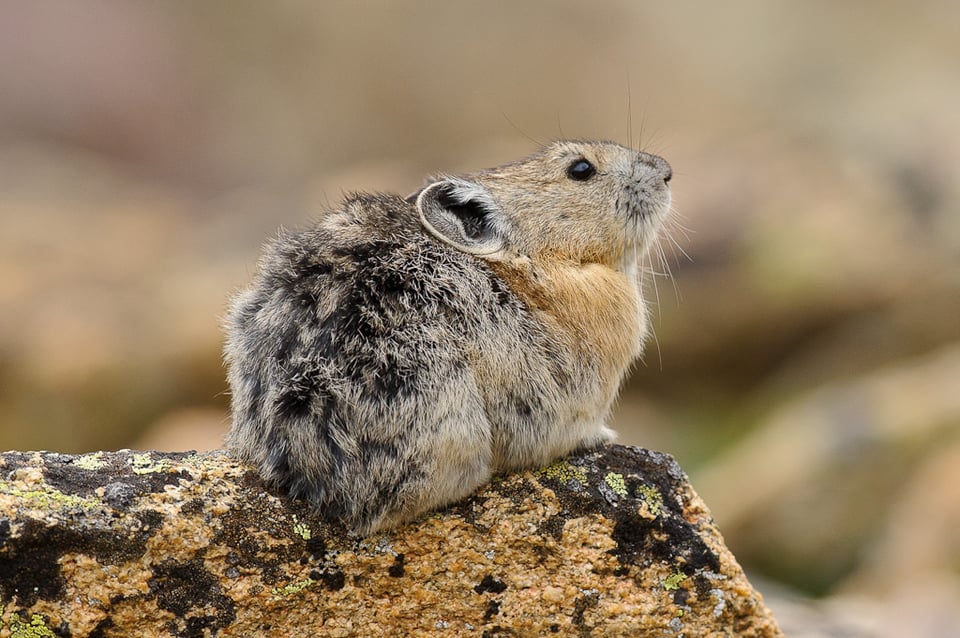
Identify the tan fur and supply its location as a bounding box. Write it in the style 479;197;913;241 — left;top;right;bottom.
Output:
490;259;643;396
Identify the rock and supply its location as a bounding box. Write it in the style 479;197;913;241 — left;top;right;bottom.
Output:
0;445;782;637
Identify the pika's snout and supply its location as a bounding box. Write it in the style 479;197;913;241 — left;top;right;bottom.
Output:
621;150;672;223
637;151;672;184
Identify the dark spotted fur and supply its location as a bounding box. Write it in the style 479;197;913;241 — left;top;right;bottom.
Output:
226;194;573;531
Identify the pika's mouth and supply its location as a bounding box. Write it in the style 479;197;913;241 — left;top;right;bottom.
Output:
621;162;671;221
624;192;671;223
619;177;671;237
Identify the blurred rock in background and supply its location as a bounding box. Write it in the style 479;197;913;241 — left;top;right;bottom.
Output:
1;2;958;634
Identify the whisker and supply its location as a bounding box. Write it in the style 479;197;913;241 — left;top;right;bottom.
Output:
656;237;671;277
661;207;693;237
644;249;664;371
644;268;675;277
500;111;543;147
657;236;683;305
664;231;693;264
637;99;648;150
647;246;662;321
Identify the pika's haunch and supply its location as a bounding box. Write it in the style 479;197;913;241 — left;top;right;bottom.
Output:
225;140;672;533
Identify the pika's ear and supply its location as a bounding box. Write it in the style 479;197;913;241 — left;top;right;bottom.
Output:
415;177;506;256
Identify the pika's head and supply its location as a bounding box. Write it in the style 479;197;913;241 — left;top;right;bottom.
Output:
413;140;671;275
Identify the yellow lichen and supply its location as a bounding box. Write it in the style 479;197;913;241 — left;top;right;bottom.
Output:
0;482;98;511
74;452;105;471
8;613;56;638
540;460;588;485
635;484;663;517
271;578;315;599
603;472;627;496
663;570;688;591
130;452;169;475
292;515;311;541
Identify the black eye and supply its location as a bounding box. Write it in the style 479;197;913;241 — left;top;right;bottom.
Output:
567;159;596;181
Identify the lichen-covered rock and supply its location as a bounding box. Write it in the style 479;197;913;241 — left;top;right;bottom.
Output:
0;446;782;637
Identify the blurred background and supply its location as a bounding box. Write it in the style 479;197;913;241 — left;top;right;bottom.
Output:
1;1;958;634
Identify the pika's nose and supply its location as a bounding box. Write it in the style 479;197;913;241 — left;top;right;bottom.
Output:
639;152;672;184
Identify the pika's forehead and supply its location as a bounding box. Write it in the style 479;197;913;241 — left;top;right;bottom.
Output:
542;140;633;161
476;140;635;179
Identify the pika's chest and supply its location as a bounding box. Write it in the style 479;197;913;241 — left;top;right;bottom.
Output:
490;261;644;385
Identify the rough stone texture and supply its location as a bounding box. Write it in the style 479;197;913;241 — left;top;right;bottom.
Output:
0;445;782;637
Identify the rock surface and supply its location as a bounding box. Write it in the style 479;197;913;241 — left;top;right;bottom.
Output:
0;445;782;637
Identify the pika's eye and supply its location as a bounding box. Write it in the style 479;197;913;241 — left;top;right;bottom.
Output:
567;159;596;181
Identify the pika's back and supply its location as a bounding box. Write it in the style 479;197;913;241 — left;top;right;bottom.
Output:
228;192;525;406
225;141;672;533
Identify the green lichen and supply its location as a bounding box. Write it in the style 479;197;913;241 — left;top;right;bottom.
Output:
0;482;98;511
663;570;688;591
74;452;105;470
8;613;56;637
540;460;588;485
636;484;663;517
271;578;315;599
130;452;169;475
603;472;627;496
292;515;311;541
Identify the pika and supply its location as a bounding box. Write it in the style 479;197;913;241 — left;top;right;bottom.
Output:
224;140;672;533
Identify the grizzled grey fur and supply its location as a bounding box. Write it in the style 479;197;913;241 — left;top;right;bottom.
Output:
225;141;672;533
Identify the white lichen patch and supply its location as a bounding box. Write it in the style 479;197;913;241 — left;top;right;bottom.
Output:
710;588;727;617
